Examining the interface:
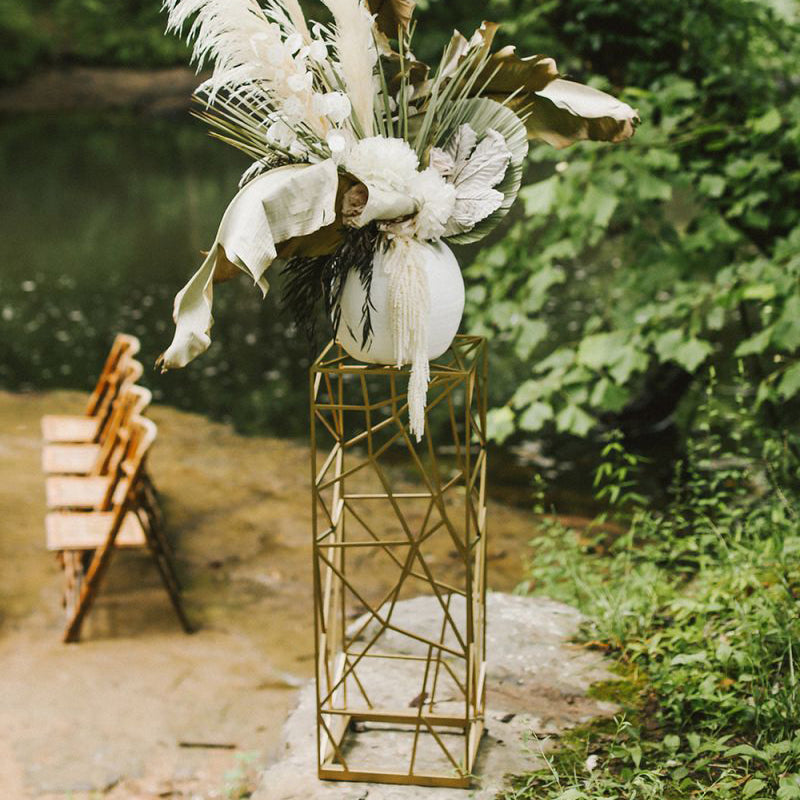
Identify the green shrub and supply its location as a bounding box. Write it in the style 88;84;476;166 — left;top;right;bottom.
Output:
472;0;800;442
509;375;800;798
0;0;49;83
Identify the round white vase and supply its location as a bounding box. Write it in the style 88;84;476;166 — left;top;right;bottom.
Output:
336;240;465;364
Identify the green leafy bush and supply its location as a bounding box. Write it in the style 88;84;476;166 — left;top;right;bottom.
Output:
509;377;800;798
0;0;49;83
471;0;800;440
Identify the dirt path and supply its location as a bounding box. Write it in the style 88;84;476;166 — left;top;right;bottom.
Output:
0;389;539;798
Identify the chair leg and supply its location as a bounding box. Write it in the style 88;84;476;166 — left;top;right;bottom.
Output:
140;517;194;634
61;551;84;620
63;540;118;643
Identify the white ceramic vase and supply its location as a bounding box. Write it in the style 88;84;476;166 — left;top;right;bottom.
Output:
336;240;465;364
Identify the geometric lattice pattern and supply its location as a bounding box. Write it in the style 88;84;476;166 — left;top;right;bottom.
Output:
310;336;488;788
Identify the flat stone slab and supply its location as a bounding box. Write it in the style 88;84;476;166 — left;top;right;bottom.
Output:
255;593;618;799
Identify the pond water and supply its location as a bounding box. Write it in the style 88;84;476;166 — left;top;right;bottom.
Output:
0;111;675;515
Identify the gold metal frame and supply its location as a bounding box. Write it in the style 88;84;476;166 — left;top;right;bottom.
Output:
310;335;488;788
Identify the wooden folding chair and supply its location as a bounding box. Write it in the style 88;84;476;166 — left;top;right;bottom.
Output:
41;334;140;444
45;416;192;643
44;384;151;511
42;360;146;477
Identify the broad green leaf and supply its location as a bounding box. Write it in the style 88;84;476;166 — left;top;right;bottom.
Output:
670;652;708;666
674;339;712;370
515;319;548;360
610;346;649;383
521;175;559;216
555;404;595;436
778;776;800;799
743;778;767;798
554;788;587;800
654;330;683;361
725;744;767;760
636;172;672;201
773;296;800;351
699;174;726;198
578;332;627;370
656;332;712;371
582;184;619;227
741;283;776;301
778;362;800;400
751;107;781;134
735;326;773;356
512;378;548;408
590;378;629;412
519;401;554;431
487;407;515;444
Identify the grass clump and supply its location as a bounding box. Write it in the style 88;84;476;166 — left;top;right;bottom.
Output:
508;374;800;799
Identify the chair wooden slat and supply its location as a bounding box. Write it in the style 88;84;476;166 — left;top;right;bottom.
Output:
41;416;101;444
45;476;113;510
46;511;147;549
42;444;100;475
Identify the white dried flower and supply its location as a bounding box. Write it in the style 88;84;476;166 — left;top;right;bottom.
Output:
345;137;419;191
323;91;352;124
285;32;303;54
287;70;312;93
407;167;457;240
281;96;305;123
585;755;600;772
308;39;328;62
266;119;295;148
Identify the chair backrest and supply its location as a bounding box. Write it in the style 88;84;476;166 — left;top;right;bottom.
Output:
93;375;151;478
85;333;141;417
95;358;144;444
108;415;158;524
100;398;155;509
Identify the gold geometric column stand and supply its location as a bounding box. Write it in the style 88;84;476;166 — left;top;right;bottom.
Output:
310;335;488;788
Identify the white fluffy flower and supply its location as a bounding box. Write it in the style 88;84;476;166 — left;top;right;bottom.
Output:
344;137;419;191
407;167;457;240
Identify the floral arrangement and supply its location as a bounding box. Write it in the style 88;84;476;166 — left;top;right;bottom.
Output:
157;0;638;439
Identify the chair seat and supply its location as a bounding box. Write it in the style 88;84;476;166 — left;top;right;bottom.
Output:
42;443;100;475
46;476;113;509
41;415;100;444
46;511;147;551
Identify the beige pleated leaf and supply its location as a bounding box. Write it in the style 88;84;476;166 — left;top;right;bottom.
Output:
442;99;528;245
525;79;639;148
439;125;512;237
157;160;339;370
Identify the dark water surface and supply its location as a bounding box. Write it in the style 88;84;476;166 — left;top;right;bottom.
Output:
0;111;675;515
1;112;317;436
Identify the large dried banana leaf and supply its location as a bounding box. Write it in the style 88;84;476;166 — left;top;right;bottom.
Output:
157;160;339;370
367;0;415;36
523;79;639;148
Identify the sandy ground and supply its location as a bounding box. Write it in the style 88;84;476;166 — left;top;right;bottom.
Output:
0;389;540;799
